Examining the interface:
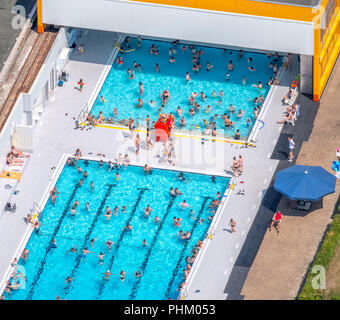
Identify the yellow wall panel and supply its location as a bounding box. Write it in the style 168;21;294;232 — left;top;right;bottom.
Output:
131;0;315;21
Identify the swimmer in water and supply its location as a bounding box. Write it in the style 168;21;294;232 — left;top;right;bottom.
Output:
144;205;152;218
120;270;128;283
133;269;144;278
65;277;73;284
105;239;114;251
114;206;119;216
139;82;144;96
66;246;78;255
104;270;114;281
81;247;94;261
105;206;112;220
206;62;213;71
179;200;190;209
149;100;157;108
153;216;161;223
204;105;211;114
185;72;190;82
175;188;183;195
135;98;143;108
178;172;186;181
173;217;182;227
242;76;246;86
124;223;132;231
155;63;160;73
97;252;105;265
227;60;234;71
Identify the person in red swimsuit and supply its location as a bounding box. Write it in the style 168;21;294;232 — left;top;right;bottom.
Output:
270;211;282;233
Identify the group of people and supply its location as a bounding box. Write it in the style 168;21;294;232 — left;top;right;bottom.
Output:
231;155;244;177
86;38;287;141
3;249;30;296
6;145;30;167
178;239;204;292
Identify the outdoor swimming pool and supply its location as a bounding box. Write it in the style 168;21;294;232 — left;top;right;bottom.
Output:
6;159;229;300
90;37;281;139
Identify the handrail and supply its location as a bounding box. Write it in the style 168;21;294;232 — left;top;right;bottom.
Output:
32;201;42;217
77;102;89;122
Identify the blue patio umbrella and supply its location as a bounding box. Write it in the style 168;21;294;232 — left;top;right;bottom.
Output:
274;165;336;201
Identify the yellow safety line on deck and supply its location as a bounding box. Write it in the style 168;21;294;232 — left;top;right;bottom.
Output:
80;123;256;147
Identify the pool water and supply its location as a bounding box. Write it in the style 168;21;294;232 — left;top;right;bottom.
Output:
7;159;229;300
90;38;281;139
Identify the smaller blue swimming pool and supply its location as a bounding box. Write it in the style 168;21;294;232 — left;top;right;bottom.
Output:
90;37;281;139
6;159;230;300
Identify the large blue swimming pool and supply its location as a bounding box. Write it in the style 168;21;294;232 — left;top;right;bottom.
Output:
90;38;281;139
6;159;229;300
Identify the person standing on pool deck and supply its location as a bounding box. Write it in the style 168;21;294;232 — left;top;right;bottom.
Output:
288;137;295;162
135;134;140;155
238;155;244;175
232;157;239;177
77;79;85;92
229;219;237;233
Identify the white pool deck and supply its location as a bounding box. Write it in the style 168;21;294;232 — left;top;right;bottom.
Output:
0;29;299;299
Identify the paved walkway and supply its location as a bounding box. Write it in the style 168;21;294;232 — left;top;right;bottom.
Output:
241;57;340;300
0;28;300;298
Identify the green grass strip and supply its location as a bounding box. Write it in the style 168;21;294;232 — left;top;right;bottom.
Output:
298;206;340;300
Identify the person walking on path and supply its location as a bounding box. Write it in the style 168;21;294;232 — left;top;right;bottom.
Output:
229;219;237;233
288;137;295;162
269;211;282;233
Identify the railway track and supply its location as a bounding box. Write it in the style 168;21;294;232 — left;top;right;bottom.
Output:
0;31;57;131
